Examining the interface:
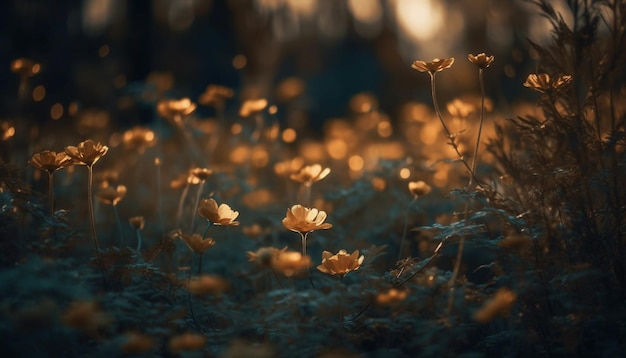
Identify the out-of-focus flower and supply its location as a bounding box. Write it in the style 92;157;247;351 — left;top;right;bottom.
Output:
289;164;330;186
168;332;207;353
247;246;286;267
274;157;304;177
11;58;41;77
185;274;229;295
28;150;73;174
190;167;213;182
129;216;145;230
523;73;572;94
239;98;268;117
146;71;174;92
96;185;127;205
65;139;108;166
0;122;15;141
350;92;378;113
375;288;409;305
282;205;332;233
473;288;517;323
408;181;431;198
122;332;154;354
411;58;455;73
198;198;240;226
157;98;196;119
468;53;494;69
179;233;215;254
447;99;476;118
198;84;234;107
316;249;364;277
271;250;311;277
61;301;110;337
122;127;156;153
498;234;531;250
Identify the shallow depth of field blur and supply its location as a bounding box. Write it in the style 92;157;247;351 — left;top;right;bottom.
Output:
1;0;625;357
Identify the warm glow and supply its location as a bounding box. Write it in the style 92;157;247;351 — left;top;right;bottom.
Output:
395;0;444;41
33;85;46;102
399;167;411;179
327;138;348;160
233;54;247;69
377;121;393;138
51;103;64;120
231;123;243;135
282;128;297;143
348;155;364;171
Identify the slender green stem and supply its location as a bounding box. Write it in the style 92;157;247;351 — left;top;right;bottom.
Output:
47;171;54;216
87;165;101;253
469;68;486;187
135;229;142;252
429;73;481;187
398;197;418;261
201;221;212;238
190;182;204;232
176;181;190;229
112;204;124;246
300;232;315;288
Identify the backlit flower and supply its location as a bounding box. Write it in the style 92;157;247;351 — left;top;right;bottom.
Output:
96;185;127;205
523;73;572;94
468;53;494;69
65;139;109;166
411;58;455;73
157;98;196;119
198;198;240;226
289;164;330;186
239;98;268;117
408;181;431;198
128;216;145;230
271;251;312;277
28;150;73;174
122;126;156;153
179;233;215;254
282;205;332;233
190;167;213;182
316;249;364;277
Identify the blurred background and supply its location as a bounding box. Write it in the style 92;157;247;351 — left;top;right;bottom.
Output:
1;0;566;134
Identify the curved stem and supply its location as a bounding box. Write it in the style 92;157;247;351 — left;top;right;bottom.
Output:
87;165;101;253
398;197;418;261
47;171;54;216
201;221;212;238
135;229;142;252
469;68;486;187
429;73;482;187
300;232;315;288
176;181;190;229
190;182;204;232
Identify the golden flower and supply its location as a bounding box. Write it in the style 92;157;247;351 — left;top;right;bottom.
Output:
128;216;145;230
168;332;207;353
375;288;409;305
11;57;41;77
198;198;240;226
157;98;196;119
411;58;455;73
523;73;572;94
186;274;229;295
468;53;494;69
122;332;154;354
474;288;517;323
408;180;431;198
289;164;330;185
96;185;127;205
28;150;74;174
271;251;312;277
247;246;286;267
239;98;268;117
179;233;216;254
122;126;156;152
282;205;332;233
198;84;234;107
65;139;109;166
190;167;213;182
316;249;364;277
